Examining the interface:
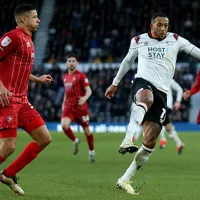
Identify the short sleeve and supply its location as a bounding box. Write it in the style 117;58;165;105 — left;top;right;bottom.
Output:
129;37;138;51
0;31;19;59
178;36;195;54
81;73;90;87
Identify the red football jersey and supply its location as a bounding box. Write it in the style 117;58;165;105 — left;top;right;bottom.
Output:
190;71;200;95
63;70;90;109
0;26;35;103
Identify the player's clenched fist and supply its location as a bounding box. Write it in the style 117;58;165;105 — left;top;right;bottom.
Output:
105;85;117;99
0;82;12;107
38;74;53;84
183;89;191;100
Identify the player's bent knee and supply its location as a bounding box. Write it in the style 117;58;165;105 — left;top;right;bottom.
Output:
7;144;16;155
61;124;69;130
85;131;91;136
40;134;52;148
61;119;71;130
42;138;52;147
137;90;154;108
0;143;16;158
36;136;52;148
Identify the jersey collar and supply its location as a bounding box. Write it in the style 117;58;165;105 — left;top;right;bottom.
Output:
148;32;166;41
16;26;32;37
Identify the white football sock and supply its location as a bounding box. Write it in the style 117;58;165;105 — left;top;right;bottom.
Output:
89;150;95;155
120;144;153;181
124;105;146;142
134;126;143;141
167;127;182;146
160;127;167;141
74;138;79;143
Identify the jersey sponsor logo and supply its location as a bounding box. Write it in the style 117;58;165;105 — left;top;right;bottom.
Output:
65;82;72;89
1;36;12;47
7;116;13;123
148;47;168;58
31;53;35;58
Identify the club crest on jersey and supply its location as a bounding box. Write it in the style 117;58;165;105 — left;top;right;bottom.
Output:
72;77;76;81
85;78;89;83
27;41;31;47
1;36;12;47
7;116;13;123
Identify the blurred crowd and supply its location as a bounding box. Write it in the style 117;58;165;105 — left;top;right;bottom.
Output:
0;0;198;122
28;65;196;122
44;0;200;63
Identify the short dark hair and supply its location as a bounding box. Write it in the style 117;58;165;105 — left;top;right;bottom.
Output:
66;54;78;61
14;4;36;17
151;12;168;22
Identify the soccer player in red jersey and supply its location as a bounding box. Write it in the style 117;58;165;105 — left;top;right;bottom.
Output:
183;70;200;124
61;54;95;162
0;4;53;195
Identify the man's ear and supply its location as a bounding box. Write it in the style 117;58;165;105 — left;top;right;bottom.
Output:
20;15;27;23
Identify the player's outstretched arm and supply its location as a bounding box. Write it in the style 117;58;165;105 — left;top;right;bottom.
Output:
105;37;138;99
170;79;183;111
29;74;53;84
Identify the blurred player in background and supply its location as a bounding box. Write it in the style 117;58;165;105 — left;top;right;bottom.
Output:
133;79;184;154
0;4;53;195
183;70;200;124
105;12;200;195
61;54;95;162
159;79;184;152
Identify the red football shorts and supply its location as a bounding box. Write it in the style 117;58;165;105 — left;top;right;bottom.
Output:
0;102;45;138
62;106;90;127
197;110;200;124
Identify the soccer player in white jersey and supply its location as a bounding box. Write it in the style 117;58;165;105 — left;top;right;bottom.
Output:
133;79;184;153
105;12;200;195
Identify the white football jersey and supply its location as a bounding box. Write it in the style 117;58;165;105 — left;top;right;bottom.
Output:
130;32;194;93
167;79;183;109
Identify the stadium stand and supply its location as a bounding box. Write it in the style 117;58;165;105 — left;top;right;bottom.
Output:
0;0;198;122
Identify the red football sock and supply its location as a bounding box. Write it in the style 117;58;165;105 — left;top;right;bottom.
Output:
0;156;5;164
86;134;94;150
4;142;43;177
63;127;76;141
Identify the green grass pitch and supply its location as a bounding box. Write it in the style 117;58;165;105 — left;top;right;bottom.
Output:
0;131;200;200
